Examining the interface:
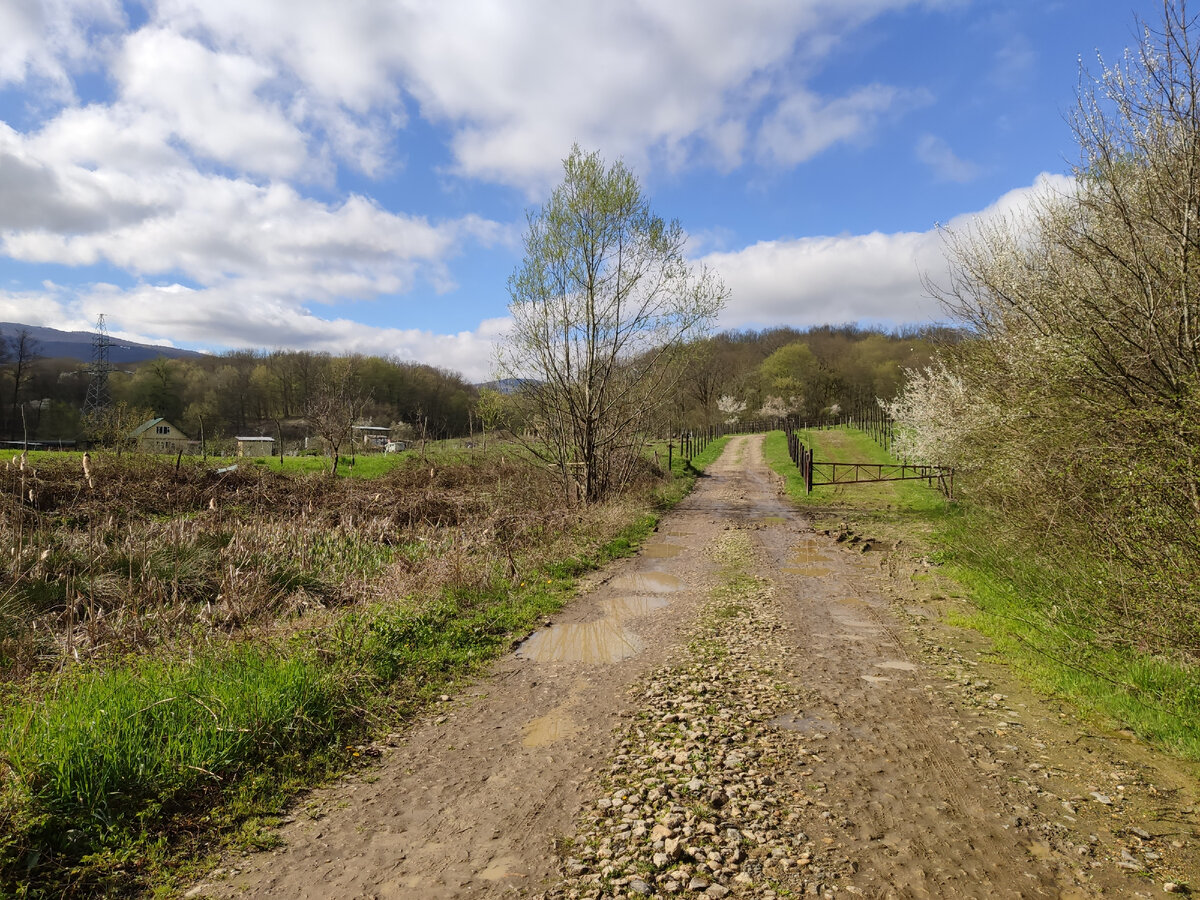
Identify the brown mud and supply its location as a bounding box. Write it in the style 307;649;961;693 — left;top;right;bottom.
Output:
197;436;1199;899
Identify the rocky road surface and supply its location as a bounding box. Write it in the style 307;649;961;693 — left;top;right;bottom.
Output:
197;435;1199;899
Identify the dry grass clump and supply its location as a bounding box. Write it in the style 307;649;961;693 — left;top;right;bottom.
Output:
0;449;602;681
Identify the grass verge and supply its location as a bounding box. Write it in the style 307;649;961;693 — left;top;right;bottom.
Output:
0;446;722;898
762;426;1200;761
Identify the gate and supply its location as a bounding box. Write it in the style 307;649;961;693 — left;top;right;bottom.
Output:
785;428;954;498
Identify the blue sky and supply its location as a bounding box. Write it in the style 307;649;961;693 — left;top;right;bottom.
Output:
0;0;1151;380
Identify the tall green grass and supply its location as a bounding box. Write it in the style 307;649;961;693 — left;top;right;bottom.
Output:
933;506;1200;759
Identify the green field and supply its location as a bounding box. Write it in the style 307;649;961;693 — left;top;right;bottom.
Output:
0;446;430;479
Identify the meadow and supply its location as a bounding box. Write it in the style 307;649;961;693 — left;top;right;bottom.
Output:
0;439;726;898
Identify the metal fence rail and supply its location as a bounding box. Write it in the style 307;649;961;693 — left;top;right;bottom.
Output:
783;424;954;498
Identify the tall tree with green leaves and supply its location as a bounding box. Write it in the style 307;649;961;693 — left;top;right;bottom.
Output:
498;146;727;504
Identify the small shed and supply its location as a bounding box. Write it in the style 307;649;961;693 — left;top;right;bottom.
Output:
352;425;391;449
384;440;408;453
236;436;275;458
131;417;191;454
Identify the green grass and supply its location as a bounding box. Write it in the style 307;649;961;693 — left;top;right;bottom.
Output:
762;425;1200;762
762;427;945;517
932;506;1200;759
0;454;696;898
647;435;730;508
0;448;414;479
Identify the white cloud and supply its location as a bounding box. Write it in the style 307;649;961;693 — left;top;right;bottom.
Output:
915;134;983;183
701;173;1072;330
0;0;974;383
1;282;509;381
114;27;312;178
758;85;931;167
1;111;506;299
0;0;123;96
143;0;942;191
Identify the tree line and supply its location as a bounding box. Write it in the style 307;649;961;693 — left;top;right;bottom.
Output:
7;318;946;451
3;343;478;446
670;323;956;430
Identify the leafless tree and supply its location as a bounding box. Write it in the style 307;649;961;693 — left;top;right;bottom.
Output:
305;362;370;476
6;328;41;441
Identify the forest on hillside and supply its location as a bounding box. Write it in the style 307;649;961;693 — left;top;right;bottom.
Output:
1;323;954;447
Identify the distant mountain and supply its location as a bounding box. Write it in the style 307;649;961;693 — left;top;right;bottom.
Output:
0;322;207;364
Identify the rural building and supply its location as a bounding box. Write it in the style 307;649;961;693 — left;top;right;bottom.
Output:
236;436;275;458
130;417;192;454
352;425;391;449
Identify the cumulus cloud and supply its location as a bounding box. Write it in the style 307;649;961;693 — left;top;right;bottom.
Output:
701;173;1072;330
142;0;942;190
114;28;312;178
0;0;975;380
1;113;506;298
0;0;123;95
0;282;511;381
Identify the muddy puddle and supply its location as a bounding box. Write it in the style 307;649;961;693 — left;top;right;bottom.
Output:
609;572;686;593
788;540;833;571
781;565;833;577
758;516;788;526
517;597;671;664
517;619;644;663
875;659;918;672
641;542;684;559
523;708;578;747
603;596;670;617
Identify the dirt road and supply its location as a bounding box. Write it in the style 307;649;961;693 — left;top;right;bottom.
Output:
199;435;1198;899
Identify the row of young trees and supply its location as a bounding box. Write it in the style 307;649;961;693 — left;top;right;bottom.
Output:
889;1;1200;654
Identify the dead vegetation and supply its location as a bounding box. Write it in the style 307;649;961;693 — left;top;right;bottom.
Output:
0;448;656;682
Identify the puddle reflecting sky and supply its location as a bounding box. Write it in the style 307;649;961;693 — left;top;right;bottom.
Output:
517;619;645;663
610;571;686;593
642;543;684;559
